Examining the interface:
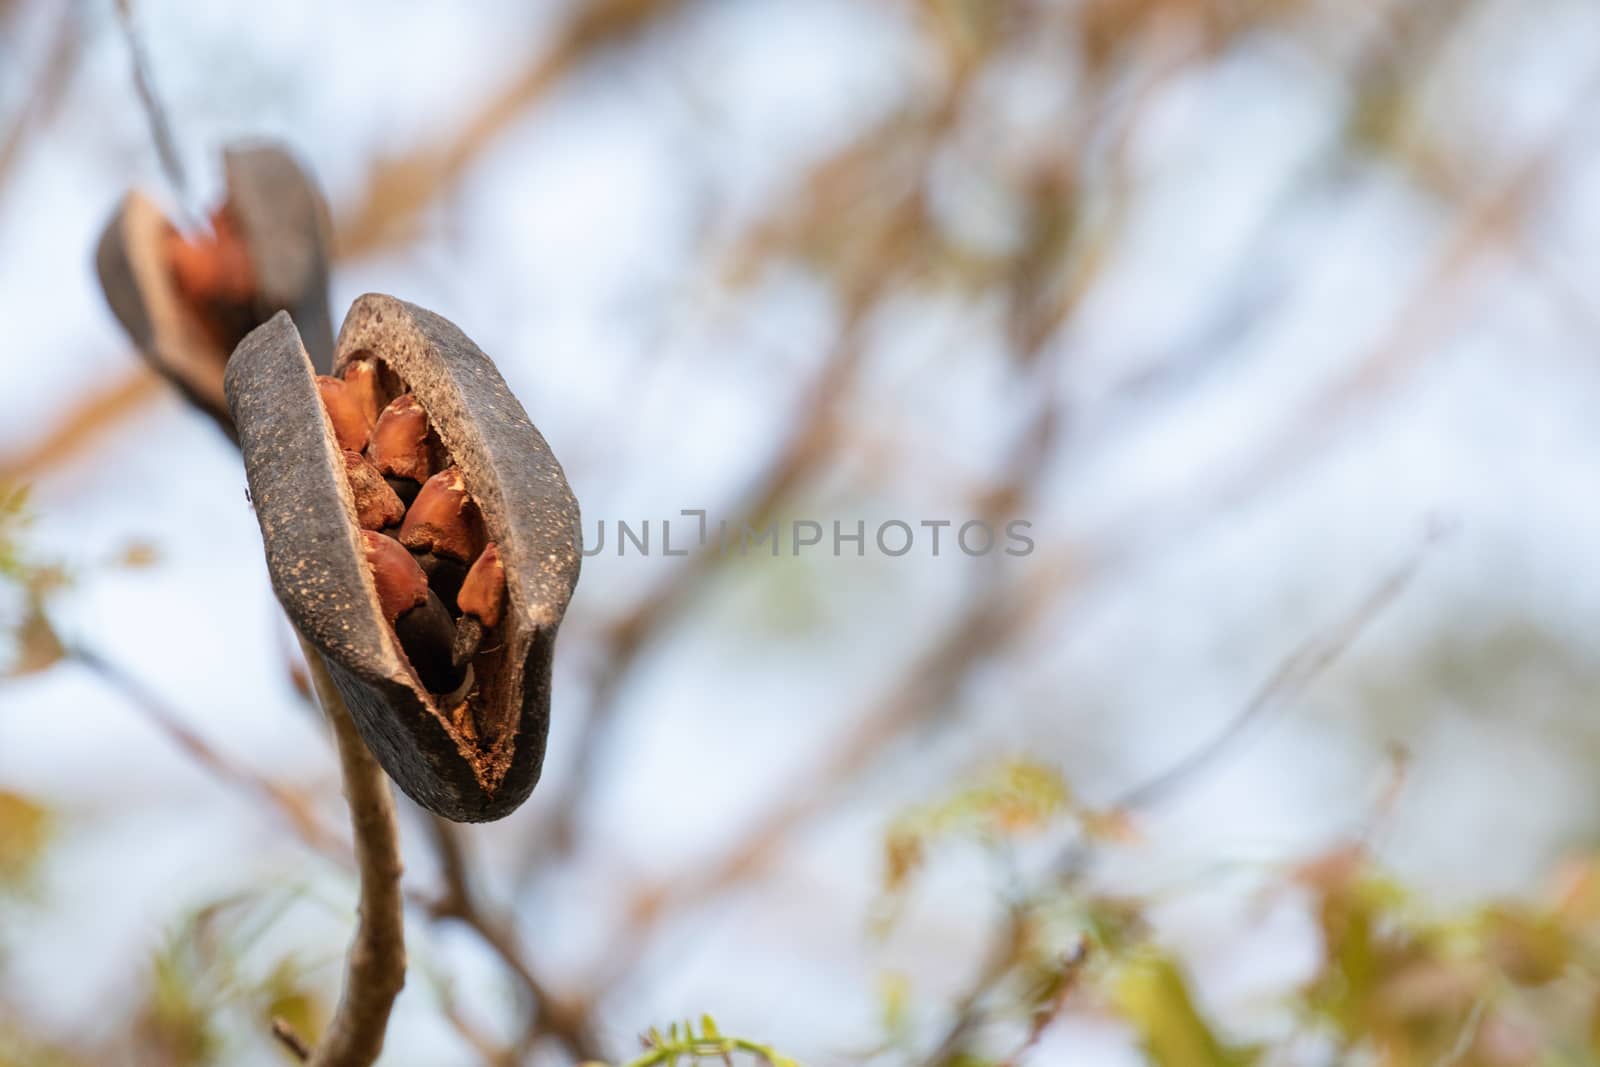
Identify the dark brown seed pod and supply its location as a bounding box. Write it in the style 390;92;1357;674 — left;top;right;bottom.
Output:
226;295;582;822
95;142;334;436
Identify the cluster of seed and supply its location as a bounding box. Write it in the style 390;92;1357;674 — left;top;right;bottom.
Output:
316;362;506;702
164;206;259;355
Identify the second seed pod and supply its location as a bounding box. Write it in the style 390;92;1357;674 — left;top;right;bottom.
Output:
96;142;334;437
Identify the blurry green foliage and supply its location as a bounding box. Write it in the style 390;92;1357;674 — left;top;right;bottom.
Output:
882;759;1074;898
0;793;48;895
127;892;326;1067
1113;951;1258;1067
140;938;224;1067
0;1027;83;1067
595;1015;800;1067
0;485;63;678
882;761;1600;1067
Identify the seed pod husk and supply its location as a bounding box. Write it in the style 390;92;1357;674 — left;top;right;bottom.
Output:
226;296;582;822
96;142;334;435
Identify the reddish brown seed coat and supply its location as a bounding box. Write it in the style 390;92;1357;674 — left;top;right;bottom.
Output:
360;530;429;622
343;359;384;426
317;376;373;452
399;467;483;562
342;450;407;530
165;207;255;307
457;542;506;627
367;394;433;483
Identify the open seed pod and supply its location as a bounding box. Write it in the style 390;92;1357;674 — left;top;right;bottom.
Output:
96;142;334;436
225;295;582;821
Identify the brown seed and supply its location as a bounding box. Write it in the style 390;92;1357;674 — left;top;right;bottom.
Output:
451;542;506;667
361;530;464;693
395;588;466;694
367;394;433;484
360;530;427;623
166;206;256;308
457;542;505;627
342;358;384;426
162;206;262;363
317;375;373;452
399;467;483;563
342;450;406;530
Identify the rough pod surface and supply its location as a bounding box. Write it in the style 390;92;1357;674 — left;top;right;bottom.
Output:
96;142;334;435
226;295;581;821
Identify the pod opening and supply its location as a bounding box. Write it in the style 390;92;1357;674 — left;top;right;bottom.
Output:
163;204;259;357
317;351;514;759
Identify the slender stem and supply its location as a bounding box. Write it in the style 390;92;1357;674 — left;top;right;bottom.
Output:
271;1018;313;1062
112;0;195;225
425;817;604;1061
297;636;407;1067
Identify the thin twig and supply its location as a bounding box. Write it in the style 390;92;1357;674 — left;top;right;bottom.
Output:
575;349;1070;998
922;905;1030;1067
0;0;81;191
0;368;164;486
297;636;406;1067
70;644;343;858
588;522;1074;1000
75;641;589;1064
334;0;686;257
524;65;988;877
1110;528;1440;813
271;1017;313;1062
112;0;194;222
920;535;1436;1067
530;305;872;864
7;4;684;486
424;817;604;1062
1158;64;1600;533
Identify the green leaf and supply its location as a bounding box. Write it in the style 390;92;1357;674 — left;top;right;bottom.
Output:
1113;951;1253;1067
0;790;50;889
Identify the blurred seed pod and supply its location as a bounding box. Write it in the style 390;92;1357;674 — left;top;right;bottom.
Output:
96;142;334;437
225;295;582;822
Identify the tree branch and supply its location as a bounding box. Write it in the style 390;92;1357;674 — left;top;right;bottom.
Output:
424;816;604;1063
70;642;344;859
297;636;407;1067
